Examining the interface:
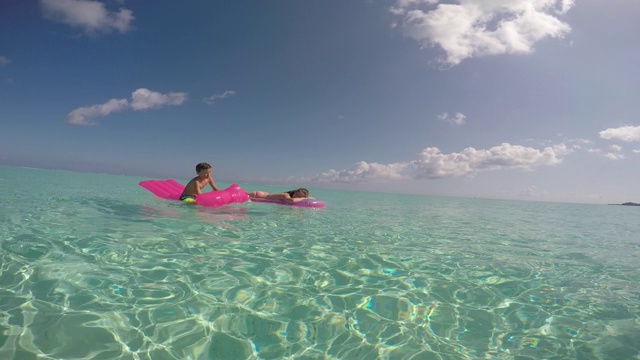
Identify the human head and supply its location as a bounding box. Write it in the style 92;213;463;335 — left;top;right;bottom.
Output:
291;188;309;198
195;162;212;176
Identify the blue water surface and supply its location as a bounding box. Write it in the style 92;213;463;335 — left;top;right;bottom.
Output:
0;166;638;359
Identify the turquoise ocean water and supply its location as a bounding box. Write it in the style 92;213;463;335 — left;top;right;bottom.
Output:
0;166;638;359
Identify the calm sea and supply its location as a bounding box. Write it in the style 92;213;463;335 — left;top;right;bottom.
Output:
0;166;638;359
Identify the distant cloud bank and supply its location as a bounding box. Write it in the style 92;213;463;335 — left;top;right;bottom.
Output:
313;143;569;182
66;88;187;126
391;0;574;65
40;0;134;34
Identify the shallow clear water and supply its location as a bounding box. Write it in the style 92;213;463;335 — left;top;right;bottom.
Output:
0;166;638;359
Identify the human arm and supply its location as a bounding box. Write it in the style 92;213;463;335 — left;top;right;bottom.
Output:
291;196;315;202
208;178;219;192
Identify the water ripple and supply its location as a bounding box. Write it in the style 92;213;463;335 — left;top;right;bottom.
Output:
1;169;639;359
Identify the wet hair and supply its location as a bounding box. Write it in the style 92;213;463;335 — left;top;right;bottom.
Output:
287;188;309;198
195;162;212;173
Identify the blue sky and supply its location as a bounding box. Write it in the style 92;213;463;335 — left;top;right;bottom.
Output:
1;0;639;204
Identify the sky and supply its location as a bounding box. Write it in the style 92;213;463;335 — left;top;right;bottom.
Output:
1;0;639;204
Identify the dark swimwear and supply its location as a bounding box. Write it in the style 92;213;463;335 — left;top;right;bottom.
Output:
179;194;196;201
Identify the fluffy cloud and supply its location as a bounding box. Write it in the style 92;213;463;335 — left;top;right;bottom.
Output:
66;88;187;126
204;90;236;104
583;142;629;160
313;143;569;182
66;98;129;126
130;88;187;110
438;112;466;125
599;125;640;142
411;143;568;178
605;145;624;160
605;153;625;160
391;0;574;65
0;56;11;67
40;0;134;34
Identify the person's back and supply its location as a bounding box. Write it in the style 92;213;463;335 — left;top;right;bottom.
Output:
246;188;314;203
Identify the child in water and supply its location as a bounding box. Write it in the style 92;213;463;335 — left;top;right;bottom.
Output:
246;188;314;203
179;162;219;202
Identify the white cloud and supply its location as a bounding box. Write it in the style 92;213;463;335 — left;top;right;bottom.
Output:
605;153;625;160
204;90;236;104
633;149;640;154
438;112;466;125
557;0;575;15
313;142;568;182
66;88;187;126
412;143;569;178
0;56;11;67
130;88;187;110
568;138;592;145
40;0;134;34
605;144;625;160
599;125;640;142
313;161;409;182
66;98;129;126
587;144;626;160
391;0;573;65
390;0;437;15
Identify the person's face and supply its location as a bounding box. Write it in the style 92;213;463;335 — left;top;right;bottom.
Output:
198;169;212;179
293;190;307;198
